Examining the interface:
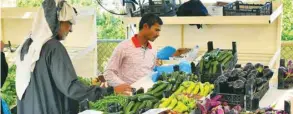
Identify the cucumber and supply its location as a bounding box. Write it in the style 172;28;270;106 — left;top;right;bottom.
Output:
138;95;158;101
137;101;147;111
150;83;168;94
199;59;204;73
212;61;219;74
218;52;229;62
128;95;138;101
217;51;224;60
132;102;142;113
154;102;160;108
154;90;164;97
205;61;211;69
209;64;213;74
145;100;153;109
222;54;232;65
165;83;173;91
172;83;180;92
124;101;135;114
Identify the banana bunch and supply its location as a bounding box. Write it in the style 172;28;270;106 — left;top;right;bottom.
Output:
158;95;196;113
173;81;215;97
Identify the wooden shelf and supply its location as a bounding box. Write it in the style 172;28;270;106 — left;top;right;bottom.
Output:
123;4;282;25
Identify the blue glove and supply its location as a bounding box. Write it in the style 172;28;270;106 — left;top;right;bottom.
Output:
152;72;160;82
1;99;11;114
152;65;175;82
179;60;192;74
156;65;175;74
157;46;176;60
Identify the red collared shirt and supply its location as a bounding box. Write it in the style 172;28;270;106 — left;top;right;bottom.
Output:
104;34;157;86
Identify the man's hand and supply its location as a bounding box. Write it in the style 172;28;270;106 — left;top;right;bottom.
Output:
0;41;4;52
173;48;191;57
114;83;132;96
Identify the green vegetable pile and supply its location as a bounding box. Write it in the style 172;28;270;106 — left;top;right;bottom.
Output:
121;72;202;114
199;49;235;82
199;49;234;74
89;94;128;113
1;65;17;108
77;76;92;86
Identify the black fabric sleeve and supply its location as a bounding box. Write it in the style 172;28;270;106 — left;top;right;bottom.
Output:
49;43;113;102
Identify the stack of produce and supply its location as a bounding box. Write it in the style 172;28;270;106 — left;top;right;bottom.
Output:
109;72;194;114
254;105;288;114
89;72;216;114
214;63;274;94
279;60;293;88
124;94;160;114
200;95;243;114
157;81;215;113
89;95;128;113
157;71;198;84
199;48;234;75
198;48;236;83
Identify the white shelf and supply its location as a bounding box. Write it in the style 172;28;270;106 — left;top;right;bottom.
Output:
0;7;96;19
123;4;282;25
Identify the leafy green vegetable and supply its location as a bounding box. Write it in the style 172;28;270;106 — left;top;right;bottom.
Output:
89;94;128;112
77;76;92;86
2;65;17;108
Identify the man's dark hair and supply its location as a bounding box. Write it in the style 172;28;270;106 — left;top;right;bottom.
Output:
139;13;163;31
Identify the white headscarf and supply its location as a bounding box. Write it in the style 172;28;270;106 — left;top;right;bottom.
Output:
15;1;77;100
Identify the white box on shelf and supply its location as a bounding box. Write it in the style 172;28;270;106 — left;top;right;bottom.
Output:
207;6;223;16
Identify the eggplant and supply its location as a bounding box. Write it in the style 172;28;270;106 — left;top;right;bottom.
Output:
247;73;257;79
244;63;255;71
263;68;274;79
233;80;245;94
238;71;248;78
228;70;239;82
255;63;264;73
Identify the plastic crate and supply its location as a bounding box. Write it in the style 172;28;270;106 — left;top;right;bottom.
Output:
212;81;269;111
130;0;177;17
223;1;272;16
196;41;238;83
278;59;293;89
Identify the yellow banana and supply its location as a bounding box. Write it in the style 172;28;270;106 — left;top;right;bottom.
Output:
186;82;196;94
199;83;205;96
167;98;178;109
174;86;185;95
159;98;172;108
173;101;189;113
192;82;200;95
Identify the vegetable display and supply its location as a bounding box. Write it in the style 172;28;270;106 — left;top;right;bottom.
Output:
199;49;234;75
214;63;274;94
158;82;215;113
89;95;128;113
278;59;293;89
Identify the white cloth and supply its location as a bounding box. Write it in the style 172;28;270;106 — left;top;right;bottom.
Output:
15;1;77;100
